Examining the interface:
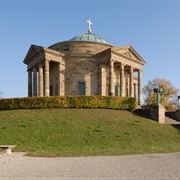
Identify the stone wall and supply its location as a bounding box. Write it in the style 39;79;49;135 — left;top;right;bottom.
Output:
175;110;180;121
65;56;99;95
49;41;111;55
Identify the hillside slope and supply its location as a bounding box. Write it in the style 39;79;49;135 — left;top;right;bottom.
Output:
0;108;179;157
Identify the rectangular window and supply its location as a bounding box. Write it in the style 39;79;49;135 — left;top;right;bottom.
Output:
78;82;85;95
115;86;120;96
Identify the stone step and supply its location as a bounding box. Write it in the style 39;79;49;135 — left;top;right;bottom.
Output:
165;116;180;124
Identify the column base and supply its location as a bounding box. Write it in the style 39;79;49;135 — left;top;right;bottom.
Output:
109;92;114;96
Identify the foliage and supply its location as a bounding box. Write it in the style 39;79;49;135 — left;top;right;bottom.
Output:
0;108;180;157
0;96;136;111
143;78;179;111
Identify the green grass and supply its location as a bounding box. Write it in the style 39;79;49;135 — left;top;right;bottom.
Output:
0;108;179;157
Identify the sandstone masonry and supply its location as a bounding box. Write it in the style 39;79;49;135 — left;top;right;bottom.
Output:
23;32;146;105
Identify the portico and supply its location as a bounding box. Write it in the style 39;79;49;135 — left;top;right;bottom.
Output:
24;45;65;97
97;46;145;105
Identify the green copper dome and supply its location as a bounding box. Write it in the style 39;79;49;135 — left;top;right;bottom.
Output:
69;33;111;45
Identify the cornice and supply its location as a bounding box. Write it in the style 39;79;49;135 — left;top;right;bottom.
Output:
111;45;146;65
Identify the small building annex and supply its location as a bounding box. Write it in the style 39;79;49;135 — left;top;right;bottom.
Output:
23;20;146;105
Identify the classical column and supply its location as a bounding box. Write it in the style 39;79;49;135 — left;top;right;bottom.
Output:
98;64;105;95
98;65;101;95
58;63;61;96
28;69;32;97
130;66;134;97
44;60;50;96
138;69;142;105
109;59;114;96
59;63;65;96
134;83;137;99
33;67;37;96
120;63;125;97
38;64;43;96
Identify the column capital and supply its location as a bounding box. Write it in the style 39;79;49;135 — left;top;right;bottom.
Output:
38;63;43;67
110;58;115;63
98;63;103;68
120;63;126;68
33;66;37;71
130;66;135;70
129;66;134;69
27;68;32;72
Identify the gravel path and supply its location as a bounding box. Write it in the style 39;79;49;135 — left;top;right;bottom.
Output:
0;152;180;179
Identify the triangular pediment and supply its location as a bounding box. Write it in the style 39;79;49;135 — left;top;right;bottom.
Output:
111;46;146;65
120;51;136;59
23;44;44;64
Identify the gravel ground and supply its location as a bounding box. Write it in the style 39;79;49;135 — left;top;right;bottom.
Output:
0;152;180;180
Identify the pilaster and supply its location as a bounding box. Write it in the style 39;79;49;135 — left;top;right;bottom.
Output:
59;62;65;96
38;64;44;96
134;83;137;99
109;59;114;96
120;63;125;97
33;67;37;96
44;60;50;96
28;69;32;97
138;69;142;105
98;64;102;95
130;66;134;97
99;64;106;96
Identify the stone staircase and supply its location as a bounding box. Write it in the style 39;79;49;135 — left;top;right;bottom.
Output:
134;108;180;125
165;115;180;125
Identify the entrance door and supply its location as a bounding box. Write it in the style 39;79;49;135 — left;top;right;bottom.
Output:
78;82;85;95
115;86;120;96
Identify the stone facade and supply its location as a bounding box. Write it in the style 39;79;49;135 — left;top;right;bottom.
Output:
23;32;146;105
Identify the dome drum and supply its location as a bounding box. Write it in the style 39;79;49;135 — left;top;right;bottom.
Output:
49;41;112;55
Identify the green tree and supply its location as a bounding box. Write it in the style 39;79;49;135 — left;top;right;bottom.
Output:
143;78;179;111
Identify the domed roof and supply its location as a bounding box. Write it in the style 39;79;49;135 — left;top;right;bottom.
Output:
69;33;111;45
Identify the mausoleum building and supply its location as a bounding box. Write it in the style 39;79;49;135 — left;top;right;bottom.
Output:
23;20;146;105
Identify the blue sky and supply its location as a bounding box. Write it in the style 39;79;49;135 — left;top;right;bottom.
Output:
0;0;180;102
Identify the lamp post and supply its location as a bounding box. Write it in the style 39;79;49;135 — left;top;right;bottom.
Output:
153;88;163;105
178;95;180;109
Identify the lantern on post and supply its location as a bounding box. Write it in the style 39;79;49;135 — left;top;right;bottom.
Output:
153;88;163;105
178;95;180;109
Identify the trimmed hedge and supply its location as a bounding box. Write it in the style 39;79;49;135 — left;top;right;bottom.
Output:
0;96;136;111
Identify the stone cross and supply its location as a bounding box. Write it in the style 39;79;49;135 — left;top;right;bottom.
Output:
87;19;93;33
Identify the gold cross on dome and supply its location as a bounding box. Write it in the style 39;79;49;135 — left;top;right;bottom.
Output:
87;19;93;33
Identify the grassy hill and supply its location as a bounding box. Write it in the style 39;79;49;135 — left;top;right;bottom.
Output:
0;108;180;157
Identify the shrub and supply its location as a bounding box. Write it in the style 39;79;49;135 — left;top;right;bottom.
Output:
0;96;136;111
